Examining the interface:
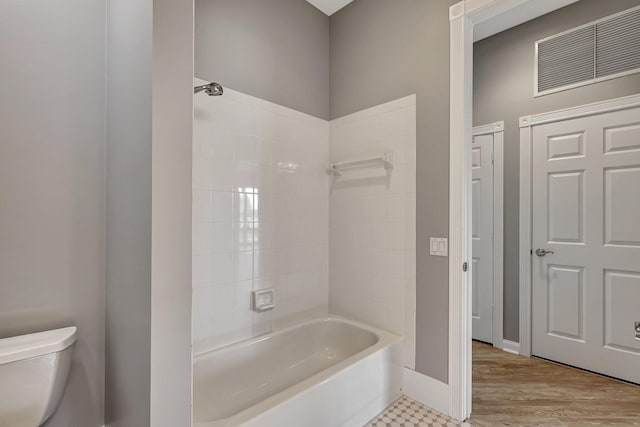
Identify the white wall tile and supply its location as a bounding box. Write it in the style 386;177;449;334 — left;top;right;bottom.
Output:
211;253;233;285
193;190;213;223
212;284;234;314
233;192;254;223
192;319;212;351
232;134;258;164
387;250;406;279
329;95;417;369
193;83;415;363
193;157;213;190
254;193;273;222
192;255;212;289
387;221;406;251
387;194;406;223
388;306;405;336
212;222;234;253
193;81;329;352
233;222;254;253
192;221;212;256
254;249;275;279
211;133;235;162
234;280;253;311
254;221;274;250
233;251;253;282
386;277;406;308
193;287;214;322
212;191;233;223
235;162;258;193
210;159;236;192
253;310;272;336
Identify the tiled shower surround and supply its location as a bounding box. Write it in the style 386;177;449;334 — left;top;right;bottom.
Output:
329;96;417;368
193;78;416;360
192;78;330;353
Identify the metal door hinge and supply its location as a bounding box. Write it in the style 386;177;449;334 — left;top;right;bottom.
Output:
463;262;469;272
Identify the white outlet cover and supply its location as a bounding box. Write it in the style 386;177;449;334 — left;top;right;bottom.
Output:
430;238;448;257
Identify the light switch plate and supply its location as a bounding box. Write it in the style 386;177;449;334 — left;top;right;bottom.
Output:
430;237;448;257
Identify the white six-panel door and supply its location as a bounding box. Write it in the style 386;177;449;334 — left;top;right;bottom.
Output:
472;133;494;343
531;106;640;384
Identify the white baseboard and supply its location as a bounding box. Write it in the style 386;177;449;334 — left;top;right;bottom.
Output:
402;368;450;416
502;339;520;355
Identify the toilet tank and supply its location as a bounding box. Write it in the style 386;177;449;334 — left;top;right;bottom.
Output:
0;327;77;426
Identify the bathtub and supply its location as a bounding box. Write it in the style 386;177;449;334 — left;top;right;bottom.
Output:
193;316;403;427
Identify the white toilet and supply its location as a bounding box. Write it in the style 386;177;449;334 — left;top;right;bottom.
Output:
0;326;77;426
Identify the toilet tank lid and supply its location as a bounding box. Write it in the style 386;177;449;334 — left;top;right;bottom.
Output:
0;326;77;365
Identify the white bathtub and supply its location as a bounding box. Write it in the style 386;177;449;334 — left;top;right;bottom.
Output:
193;316;403;427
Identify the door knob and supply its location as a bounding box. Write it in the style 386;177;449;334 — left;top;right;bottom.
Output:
535;248;555;257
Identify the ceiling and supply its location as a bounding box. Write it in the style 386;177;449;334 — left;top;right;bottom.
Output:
305;0;354;16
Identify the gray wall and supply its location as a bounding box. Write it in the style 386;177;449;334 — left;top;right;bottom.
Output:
105;0;152;425
106;0;194;425
0;1;106;426
474;0;640;342
331;0;457;383
195;0;330;120
150;0;194;424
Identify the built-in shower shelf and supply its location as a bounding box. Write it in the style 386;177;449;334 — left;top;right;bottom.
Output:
327;151;393;177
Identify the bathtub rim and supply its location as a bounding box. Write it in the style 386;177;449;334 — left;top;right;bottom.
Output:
192;315;402;426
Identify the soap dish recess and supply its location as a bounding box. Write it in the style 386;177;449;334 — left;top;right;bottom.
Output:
253;289;275;312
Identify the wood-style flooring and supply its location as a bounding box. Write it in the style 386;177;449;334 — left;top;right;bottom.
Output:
469;340;640;426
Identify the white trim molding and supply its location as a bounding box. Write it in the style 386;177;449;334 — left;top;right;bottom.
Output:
472;120;503;136
502;339;521;355
472;121;505;351
519;121;533;357
520;93;640;128
448;5;473;421
518;93;640;359
403;368;450;417
449;0;583;421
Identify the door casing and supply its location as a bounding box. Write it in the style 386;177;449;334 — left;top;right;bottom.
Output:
448;0;580;420
472;122;504;349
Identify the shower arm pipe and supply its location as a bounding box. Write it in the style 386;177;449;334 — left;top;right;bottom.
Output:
194;84;209;94
194;82;223;96
327;152;394;176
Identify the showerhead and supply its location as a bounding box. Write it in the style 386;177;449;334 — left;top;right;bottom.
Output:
194;82;223;96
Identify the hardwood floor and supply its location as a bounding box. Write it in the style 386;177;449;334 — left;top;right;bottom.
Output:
469;341;640;426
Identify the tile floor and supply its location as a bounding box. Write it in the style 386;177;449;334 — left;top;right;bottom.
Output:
365;396;471;427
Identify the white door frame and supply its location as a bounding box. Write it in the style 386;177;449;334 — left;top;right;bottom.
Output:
448;0;580;420
518;93;640;357
472;122;504;350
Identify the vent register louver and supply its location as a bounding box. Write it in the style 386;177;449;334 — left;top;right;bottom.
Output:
535;6;640;96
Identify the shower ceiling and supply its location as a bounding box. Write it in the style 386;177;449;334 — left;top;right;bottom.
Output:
305;0;354;16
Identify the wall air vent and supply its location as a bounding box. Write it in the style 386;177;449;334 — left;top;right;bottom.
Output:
535;5;640;97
